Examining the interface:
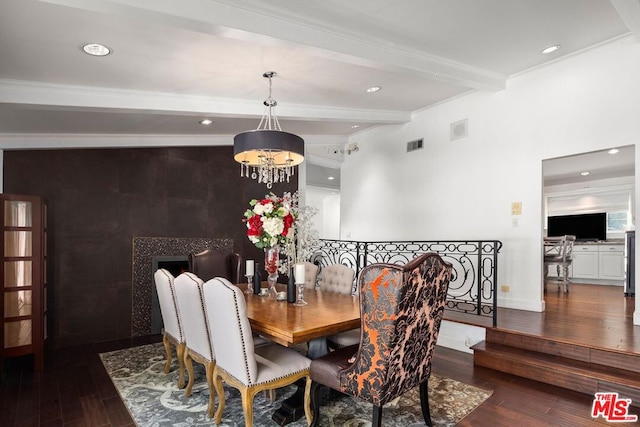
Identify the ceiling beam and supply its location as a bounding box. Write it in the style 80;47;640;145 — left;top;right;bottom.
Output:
0;130;349;150
0;78;411;124
39;0;506;91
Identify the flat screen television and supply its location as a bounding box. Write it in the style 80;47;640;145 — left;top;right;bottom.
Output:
547;212;607;241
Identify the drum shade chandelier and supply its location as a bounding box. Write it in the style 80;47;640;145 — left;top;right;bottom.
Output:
234;71;304;189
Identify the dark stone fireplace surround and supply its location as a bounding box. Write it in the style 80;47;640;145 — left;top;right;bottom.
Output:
131;236;233;336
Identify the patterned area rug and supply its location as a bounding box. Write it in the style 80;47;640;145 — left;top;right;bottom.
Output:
100;343;492;426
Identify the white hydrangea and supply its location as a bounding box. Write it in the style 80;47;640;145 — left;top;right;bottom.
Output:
253;202;273;215
262;216;284;238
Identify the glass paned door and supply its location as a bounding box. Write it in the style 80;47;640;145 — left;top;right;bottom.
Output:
1;195;46;370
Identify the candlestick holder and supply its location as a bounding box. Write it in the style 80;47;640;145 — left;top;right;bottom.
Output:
293;282;307;306
245;273;253;294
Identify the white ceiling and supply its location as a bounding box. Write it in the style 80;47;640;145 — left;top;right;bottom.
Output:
543;145;636;187
1;0;639;181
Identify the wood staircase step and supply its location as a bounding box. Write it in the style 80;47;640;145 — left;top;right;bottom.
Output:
485;329;640;374
472;332;640;407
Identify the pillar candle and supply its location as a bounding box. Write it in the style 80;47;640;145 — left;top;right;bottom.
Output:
246;259;254;276
295;263;306;284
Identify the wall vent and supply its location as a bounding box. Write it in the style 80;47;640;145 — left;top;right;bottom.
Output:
450;118;468;141
406;139;423;152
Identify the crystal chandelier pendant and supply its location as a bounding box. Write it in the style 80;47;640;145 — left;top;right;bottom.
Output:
233;72;304;189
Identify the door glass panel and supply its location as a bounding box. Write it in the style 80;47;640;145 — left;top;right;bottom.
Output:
4;231;32;257
4;201;32;227
4;320;32;348
4;261;32;287
4;290;32;317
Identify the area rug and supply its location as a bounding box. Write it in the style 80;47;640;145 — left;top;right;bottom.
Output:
100;343;492;426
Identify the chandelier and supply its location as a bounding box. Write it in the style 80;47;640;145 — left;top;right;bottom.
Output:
233;71;304;189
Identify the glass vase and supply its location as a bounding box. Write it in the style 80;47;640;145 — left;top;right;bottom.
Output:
264;245;279;298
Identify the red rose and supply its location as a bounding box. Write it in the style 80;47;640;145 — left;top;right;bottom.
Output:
282;213;294;236
247;215;263;236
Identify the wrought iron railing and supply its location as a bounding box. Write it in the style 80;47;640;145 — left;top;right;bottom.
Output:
311;239;502;327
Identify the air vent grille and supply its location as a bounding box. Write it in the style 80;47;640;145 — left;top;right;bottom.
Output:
406;139;423;152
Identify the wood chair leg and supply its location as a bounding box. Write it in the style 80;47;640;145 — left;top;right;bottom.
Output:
183;352;195;397
420;379;433;427
310;381;322;427
205;360;216;418
240;387;256;427
213;368;226;424
162;333;172;374
563;264;570;293
304;376;313;426
176;342;186;389
372;404;383;427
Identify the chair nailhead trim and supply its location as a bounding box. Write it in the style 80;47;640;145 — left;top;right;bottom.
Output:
221;281;252;384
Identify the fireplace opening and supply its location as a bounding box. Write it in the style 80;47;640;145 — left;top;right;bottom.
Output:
151;256;189;334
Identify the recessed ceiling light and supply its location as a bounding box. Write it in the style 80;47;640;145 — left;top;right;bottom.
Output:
366;86;381;93
82;43;111;56
199;119;213;125
351;124;360;129
541;45;560;54
580;171;590;176
608;148;620;154
327;176;335;180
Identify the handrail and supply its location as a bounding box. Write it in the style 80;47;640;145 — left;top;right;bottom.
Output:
311;239;502;327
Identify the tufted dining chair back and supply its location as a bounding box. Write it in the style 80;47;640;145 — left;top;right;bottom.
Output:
319;263;358;349
173;272;216;417
154;268;186;389
303;261;320;289
318;264;355;294
309;252;452;427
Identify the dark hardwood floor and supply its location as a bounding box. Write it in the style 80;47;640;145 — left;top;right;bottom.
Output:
1;283;638;426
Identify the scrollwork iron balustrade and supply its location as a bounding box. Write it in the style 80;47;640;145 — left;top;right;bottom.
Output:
311;239;502;327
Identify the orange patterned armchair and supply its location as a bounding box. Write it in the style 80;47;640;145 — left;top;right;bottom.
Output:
309;252;452;427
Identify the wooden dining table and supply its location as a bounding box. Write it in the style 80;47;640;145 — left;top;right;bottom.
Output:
238;284;361;424
240;284;361;355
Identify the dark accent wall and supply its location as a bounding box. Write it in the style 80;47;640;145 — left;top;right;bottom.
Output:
3;146;297;347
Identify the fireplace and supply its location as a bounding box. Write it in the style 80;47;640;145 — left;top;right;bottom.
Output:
131;237;233;336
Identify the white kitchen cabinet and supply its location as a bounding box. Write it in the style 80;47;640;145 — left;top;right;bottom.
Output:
572;245;599;279
598;245;624;280
569;243;624;284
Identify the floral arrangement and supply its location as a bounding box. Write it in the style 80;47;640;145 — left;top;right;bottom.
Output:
244;191;319;274
244;193;296;249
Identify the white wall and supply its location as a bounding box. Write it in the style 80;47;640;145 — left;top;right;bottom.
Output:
341;36;640;322
305;186;340;239
322;194;341;239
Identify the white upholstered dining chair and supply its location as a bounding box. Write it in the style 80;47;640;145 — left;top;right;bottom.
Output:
303;261;320;289
153;268;186;389
173;272;216;417
318;263;355;294
317;264;360;349
202;277;312;427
